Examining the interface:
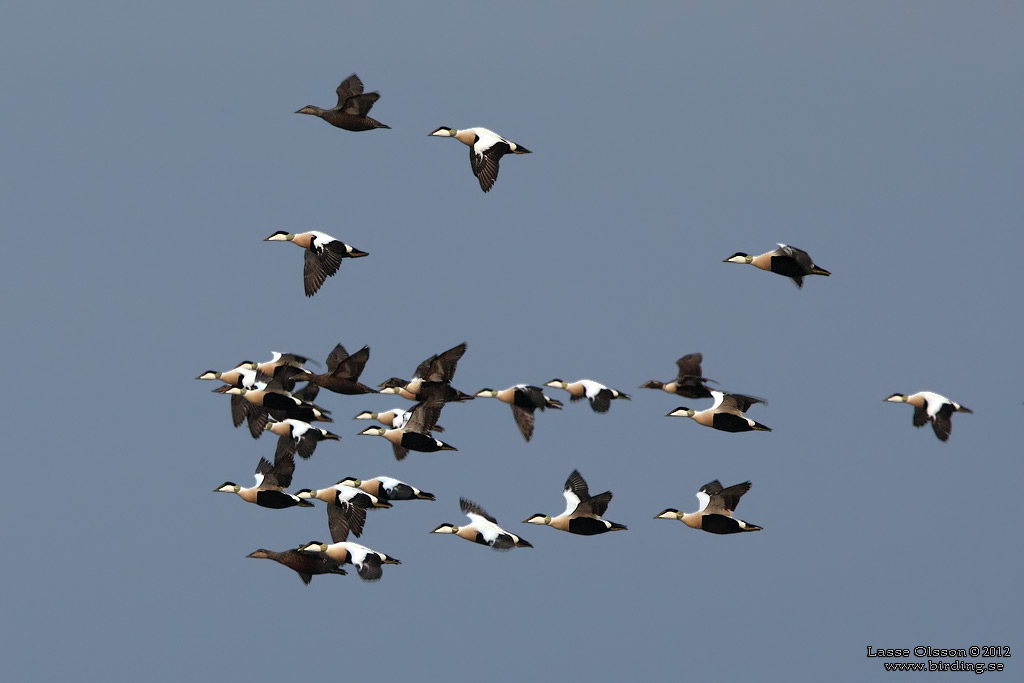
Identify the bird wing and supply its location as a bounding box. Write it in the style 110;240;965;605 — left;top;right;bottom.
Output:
694;480;724;513
912;402;929;428
460;498;499;524
414;342;467;382
931;403;954;442
332;345;371;381
334;73;364;105
709;481;752;513
230;394;249;428
295;432;320;460
510;402;536;441
675;353;705;379
261;452;296;490
355;553;384;581
325;343;350;374
341;92;380;117
274;432;298;461
303;236;344;297
470;140;510;193
778;244;815;271
563;470;591;512
390;442;409;461
580;491;613;518
589;388;614;413
245;406;270;439
719;392;765;413
292;381;320;404
328;495;368;542
406;395;445;434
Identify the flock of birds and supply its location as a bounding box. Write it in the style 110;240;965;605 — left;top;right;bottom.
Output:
198;73;973;585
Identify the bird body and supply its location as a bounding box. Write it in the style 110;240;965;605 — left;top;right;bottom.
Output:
377;342;472;402
885;391;972;442
215;453;313;509
336;476;435;501
295;485;391;541
640;353;714;399
196;362;259;388
432;498;532;550
475;384;562;441
246;548;347;584
667;390;771;433
295;73;390;131
544;379;630;413
524;470;627;535
724;244;830;288
358;393;455;459
291;344;375;394
297;541;400;582
429;127;531;192
656;480;762;534
265;419;339;460
264;231;368;297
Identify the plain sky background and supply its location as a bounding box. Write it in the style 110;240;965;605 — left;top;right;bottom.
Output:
2;2;1021;681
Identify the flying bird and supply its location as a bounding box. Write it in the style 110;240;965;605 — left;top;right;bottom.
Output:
264;231;368;297
296;541;400;582
246;548;347;584
291;344;375;395
544;379;631;413
667;390;771;433
884;391;972;442
378;341;472;402
432;498;532;550
723;244;831;288
640;352;715;399
429;127;531;192
295;484;391;541
214;453;313;509
524;470;627;535
335;476;435;502
265;419;340;460
655;480;762;534
295;73;390;131
358;392;456;460
475;385;562;442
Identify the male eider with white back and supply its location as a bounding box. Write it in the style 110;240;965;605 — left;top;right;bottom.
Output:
884;391;972;442
724;244;830;288
667;390;771;433
524;470;627;535
429;127;531;192
432;498;532;550
656;480;762;535
544;379;630;413
264;230;368;297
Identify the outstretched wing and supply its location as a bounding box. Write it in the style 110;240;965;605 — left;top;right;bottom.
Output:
460;498;498;524
335;73;364;106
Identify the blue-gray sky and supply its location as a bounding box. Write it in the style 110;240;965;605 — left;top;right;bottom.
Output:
3;2;1021;681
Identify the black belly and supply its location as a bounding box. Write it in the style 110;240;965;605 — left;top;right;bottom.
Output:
770;255;804;278
567;517;612;535
401;432;445;452
256;490;300;509
701;514;743;534
711;413;753;432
